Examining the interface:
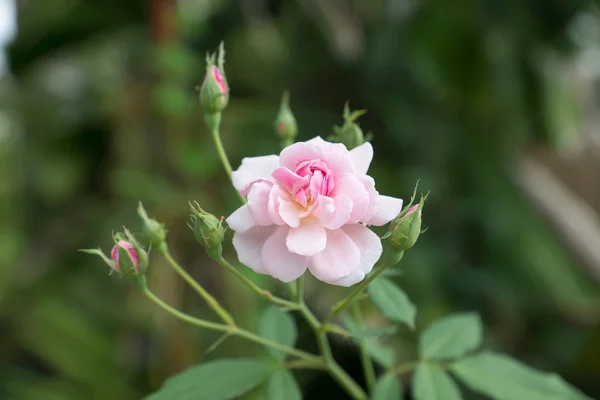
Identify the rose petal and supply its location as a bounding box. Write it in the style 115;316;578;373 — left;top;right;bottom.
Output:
226;205;256;233
367;195;404;226
272;167;310;193
333;174;370;223
247;181;274;225
261;226;309;282
350;142;373;175
280;142;323;171
329;224;382;286
308;228;360;282
232;155;280;193
232;226;276;274
319;141;355;176
358;175;378;222
278;198;304;228
315;194;352;230
267;185;287;225
286;217;327;256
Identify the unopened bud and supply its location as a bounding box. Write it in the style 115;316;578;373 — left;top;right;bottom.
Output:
388;190;427;252
275;91;297;147
330;102;367;150
80;227;148;289
199;42;229;115
190;202;226;260
112;229;149;279
137;202;167;248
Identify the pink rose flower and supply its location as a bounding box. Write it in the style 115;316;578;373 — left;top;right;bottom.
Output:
226;137;403;286
111;240;140;272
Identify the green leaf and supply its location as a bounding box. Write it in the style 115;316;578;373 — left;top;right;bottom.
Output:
413;364;462;400
340;314;395;368
372;374;403;400
452;351;591;400
368;277;416;328
366;339;395;368
145;358;274;400
340;314;396;339
258;306;297;361
419;313;482;360
267;369;301;400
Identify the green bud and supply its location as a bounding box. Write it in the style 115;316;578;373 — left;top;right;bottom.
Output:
137;202;167;248
199;42;229;115
275;91;297;146
190;202;226;260
388;188;427;252
329;102;367;150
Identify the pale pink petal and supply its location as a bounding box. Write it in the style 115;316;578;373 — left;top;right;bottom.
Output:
309;170;324;199
367;195;404;226
286;218;326;256
318;142;355;176
308;228;360;282
330;270;364;287
272;167;310;193
330;224;382;286
247;181;274;225
279;142;323;171
232;226;276;274
268;185;288;225
333;174;369;223
232;155;280;192
350;142;373;175
226;205;256;233
278;198;304;228
358;175;378;222
261;226;309;282
315;194;352;230
305;136;329;146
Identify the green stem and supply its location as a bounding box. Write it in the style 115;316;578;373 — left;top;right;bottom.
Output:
206;112;246;204
145;288;227;332
352;302;376;390
158;244;235;326
216;256;299;309
296;277;367;400
211;127;233;178
327;251;403;324
144;288;323;366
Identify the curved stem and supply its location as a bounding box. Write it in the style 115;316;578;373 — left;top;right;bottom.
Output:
144;288;323;366
352;302;376;390
296;278;367;400
158;244;235;326
216;257;299;309
206;113;246;204
145;288;227;332
211;126;233;178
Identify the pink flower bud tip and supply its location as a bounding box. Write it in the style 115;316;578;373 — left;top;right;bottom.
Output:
401;204;420;218
111;240;140;271
209;65;227;94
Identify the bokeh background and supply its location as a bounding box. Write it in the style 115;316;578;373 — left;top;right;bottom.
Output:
2;0;600;399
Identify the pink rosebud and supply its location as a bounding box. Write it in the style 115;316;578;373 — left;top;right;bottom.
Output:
226;137;404;287
111;240;140;272
199;44;229;115
400;204;420;218
388;191;426;253
209;65;227;95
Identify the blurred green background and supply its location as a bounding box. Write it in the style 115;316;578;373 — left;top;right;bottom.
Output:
2;0;600;399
